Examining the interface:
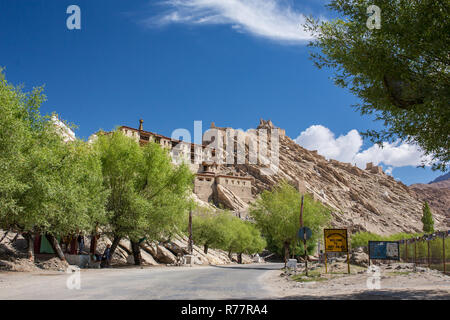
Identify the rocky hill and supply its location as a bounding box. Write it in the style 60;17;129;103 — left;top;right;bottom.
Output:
429;172;450;184
410;173;450;226
209;120;447;235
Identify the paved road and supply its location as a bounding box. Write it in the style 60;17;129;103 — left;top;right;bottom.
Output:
0;263;283;300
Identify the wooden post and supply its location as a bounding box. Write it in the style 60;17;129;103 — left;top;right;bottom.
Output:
300;195;308;276
347;251;350;274
414;240;417;269
346;230;350;274
405;241;408;263
325;252;327;273
443;233;446;274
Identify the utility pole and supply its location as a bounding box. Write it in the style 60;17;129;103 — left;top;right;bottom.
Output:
300;195;308;276
188;210;193;254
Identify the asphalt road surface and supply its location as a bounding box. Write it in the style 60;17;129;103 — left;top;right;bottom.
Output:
0;263;283;300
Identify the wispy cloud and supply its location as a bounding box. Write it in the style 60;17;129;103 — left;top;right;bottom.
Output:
146;0;315;43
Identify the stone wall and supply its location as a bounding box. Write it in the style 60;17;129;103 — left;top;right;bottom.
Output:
194;174;216;203
215;176;253;203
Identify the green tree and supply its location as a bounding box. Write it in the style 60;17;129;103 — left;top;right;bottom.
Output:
0;71;108;260
306;0;450;171
191;208;231;254
95;131;193;265
238;222;266;263
226;218;266;263
0;69;42;230
250;181;331;265
421;202;434;233
191;209;266;263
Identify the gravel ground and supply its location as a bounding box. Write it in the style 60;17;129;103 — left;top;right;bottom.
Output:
262;262;450;300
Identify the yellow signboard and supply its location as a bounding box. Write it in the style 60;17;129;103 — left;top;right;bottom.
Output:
324;229;348;253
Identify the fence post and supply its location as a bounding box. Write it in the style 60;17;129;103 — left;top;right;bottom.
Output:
443;233;446;274
414;240;417;268
405;241;408;263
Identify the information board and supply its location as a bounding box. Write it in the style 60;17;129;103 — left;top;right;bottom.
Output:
324;229;348;253
368;241;400;260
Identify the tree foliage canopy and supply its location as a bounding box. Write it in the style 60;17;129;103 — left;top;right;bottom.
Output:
250;181;331;258
0;70;107;236
191;208;266;255
306;0;450;171
94;131;194;243
421;201;434;233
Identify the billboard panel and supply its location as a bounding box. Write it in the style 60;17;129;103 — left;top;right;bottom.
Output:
368;241;400;260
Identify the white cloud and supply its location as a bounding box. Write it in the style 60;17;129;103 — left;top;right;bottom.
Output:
148;0;315;43
352;141;431;168
295;125;362;163
385;166;393;176
294;125;431;170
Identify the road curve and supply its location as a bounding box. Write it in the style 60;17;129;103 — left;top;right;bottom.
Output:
0;263;284;300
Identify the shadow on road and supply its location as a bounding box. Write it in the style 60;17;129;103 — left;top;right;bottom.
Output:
277;289;450;300
210;264;283;271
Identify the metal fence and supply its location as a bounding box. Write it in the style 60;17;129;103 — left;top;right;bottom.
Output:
398;231;449;274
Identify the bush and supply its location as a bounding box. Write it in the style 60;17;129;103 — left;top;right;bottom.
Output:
191;208;266;257
250;181;331;261
351;231;423;248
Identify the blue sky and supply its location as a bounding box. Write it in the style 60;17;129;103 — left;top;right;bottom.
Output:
0;0;444;184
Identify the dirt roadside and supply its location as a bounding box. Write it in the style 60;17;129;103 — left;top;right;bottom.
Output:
262;262;450;300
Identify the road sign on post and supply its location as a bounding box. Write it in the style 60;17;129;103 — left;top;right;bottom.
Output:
324;229;348;252
298;227;312;241
324;229;350;274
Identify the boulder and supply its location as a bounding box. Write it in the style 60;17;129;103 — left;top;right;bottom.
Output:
126;249;159;266
350;248;369;267
162;240;189;256
216;184;249;212
142;242;177;264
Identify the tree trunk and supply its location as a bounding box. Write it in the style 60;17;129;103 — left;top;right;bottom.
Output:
23;233;35;262
130;240;142;266
109;235;121;258
204;244;208;254
90;234;98;255
0;231;9;243
283;242;290;268
228;250;233;261
237;253;243;264
46;234;65;261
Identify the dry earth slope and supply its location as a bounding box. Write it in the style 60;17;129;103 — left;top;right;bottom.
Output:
410;173;450;226
214;121;447;235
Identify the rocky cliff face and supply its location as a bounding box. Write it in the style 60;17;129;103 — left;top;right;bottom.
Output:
410;174;450;226
209;121;447;235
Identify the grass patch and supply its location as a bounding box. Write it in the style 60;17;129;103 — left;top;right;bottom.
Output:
291;270;328;282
